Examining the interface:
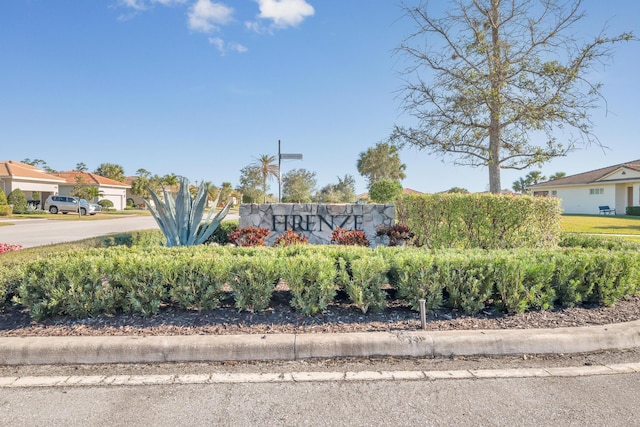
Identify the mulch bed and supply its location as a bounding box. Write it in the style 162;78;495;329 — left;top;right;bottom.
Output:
1;290;639;337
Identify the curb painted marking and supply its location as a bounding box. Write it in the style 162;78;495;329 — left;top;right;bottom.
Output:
2;363;639;388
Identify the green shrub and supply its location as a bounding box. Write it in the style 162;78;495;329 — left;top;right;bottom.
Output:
230;255;280;312
626;206;640;216
0;261;25;307
559;233;640;250
106;251;166;316
586;251;639;306
167;253;232;310
369;179;403;203
345;256;389;313
98;199;114;209
332;246;370;291
437;251;494;314
6;244;640;321
0;188;7;205
100;230;165;248
491;251;555;313
0;265;7;307
203;220;239;245
0;205;12;216
392;251;442;311
7;189;28;214
15;254;123;320
280;255;337;315
396;193;561;249
550;250;594;307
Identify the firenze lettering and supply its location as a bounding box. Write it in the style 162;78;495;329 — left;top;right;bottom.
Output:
272;214;363;232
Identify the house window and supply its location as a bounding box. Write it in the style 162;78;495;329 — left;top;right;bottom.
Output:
589;188;604;195
551;190;557;197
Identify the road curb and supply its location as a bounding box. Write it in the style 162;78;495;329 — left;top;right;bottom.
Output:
3;363;640;388
0;320;639;365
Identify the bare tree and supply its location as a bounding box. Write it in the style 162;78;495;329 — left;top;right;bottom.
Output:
391;0;635;193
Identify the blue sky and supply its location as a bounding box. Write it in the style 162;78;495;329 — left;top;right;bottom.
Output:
1;0;638;195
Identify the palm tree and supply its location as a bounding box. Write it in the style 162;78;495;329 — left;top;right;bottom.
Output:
85;186;104;203
94;163;126;183
525;171;546;185
251;154;279;203
161;174;179;187
549;172;566;181
512;177;529;194
201;181;219;207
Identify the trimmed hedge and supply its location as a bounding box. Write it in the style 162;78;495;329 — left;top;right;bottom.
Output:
396;193;562;249
626;206;640;216
3;245;639;320
559;233;640;251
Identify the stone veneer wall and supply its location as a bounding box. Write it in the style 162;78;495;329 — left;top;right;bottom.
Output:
239;203;395;246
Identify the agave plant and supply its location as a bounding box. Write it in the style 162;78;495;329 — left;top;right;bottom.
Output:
144;177;231;247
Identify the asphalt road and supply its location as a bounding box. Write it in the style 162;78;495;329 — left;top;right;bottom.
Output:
0;213;240;248
0;215;160;248
2;372;639;426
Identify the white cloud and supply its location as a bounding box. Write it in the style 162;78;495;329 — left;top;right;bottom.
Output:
255;0;314;28
118;0;186;11
151;0;187;5
208;37;225;52
229;42;248;53
188;0;234;33
117;0;187;21
209;37;248;55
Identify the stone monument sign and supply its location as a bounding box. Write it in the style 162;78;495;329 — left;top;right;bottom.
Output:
239;203;395;246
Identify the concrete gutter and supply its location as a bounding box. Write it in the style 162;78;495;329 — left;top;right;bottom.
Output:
1;320;639;365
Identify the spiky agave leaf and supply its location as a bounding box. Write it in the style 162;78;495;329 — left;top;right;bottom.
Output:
144;185;179;247
185;182;210;245
144;177;230;247
194;194;232;245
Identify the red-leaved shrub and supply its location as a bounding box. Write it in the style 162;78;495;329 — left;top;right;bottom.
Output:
330;227;370;246
228;227;270;247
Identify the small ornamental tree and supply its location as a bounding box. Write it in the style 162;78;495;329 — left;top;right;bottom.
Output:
7;189;28;214
0;188;7;205
369;179;403;203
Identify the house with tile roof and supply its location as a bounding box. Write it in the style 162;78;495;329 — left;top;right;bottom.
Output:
356;187;424;201
528;160;640;215
54;171;130;211
0;160;66;205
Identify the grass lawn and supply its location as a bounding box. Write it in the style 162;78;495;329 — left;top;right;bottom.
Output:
560;214;640;235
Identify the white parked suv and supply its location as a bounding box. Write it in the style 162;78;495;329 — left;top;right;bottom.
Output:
44;195;101;216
